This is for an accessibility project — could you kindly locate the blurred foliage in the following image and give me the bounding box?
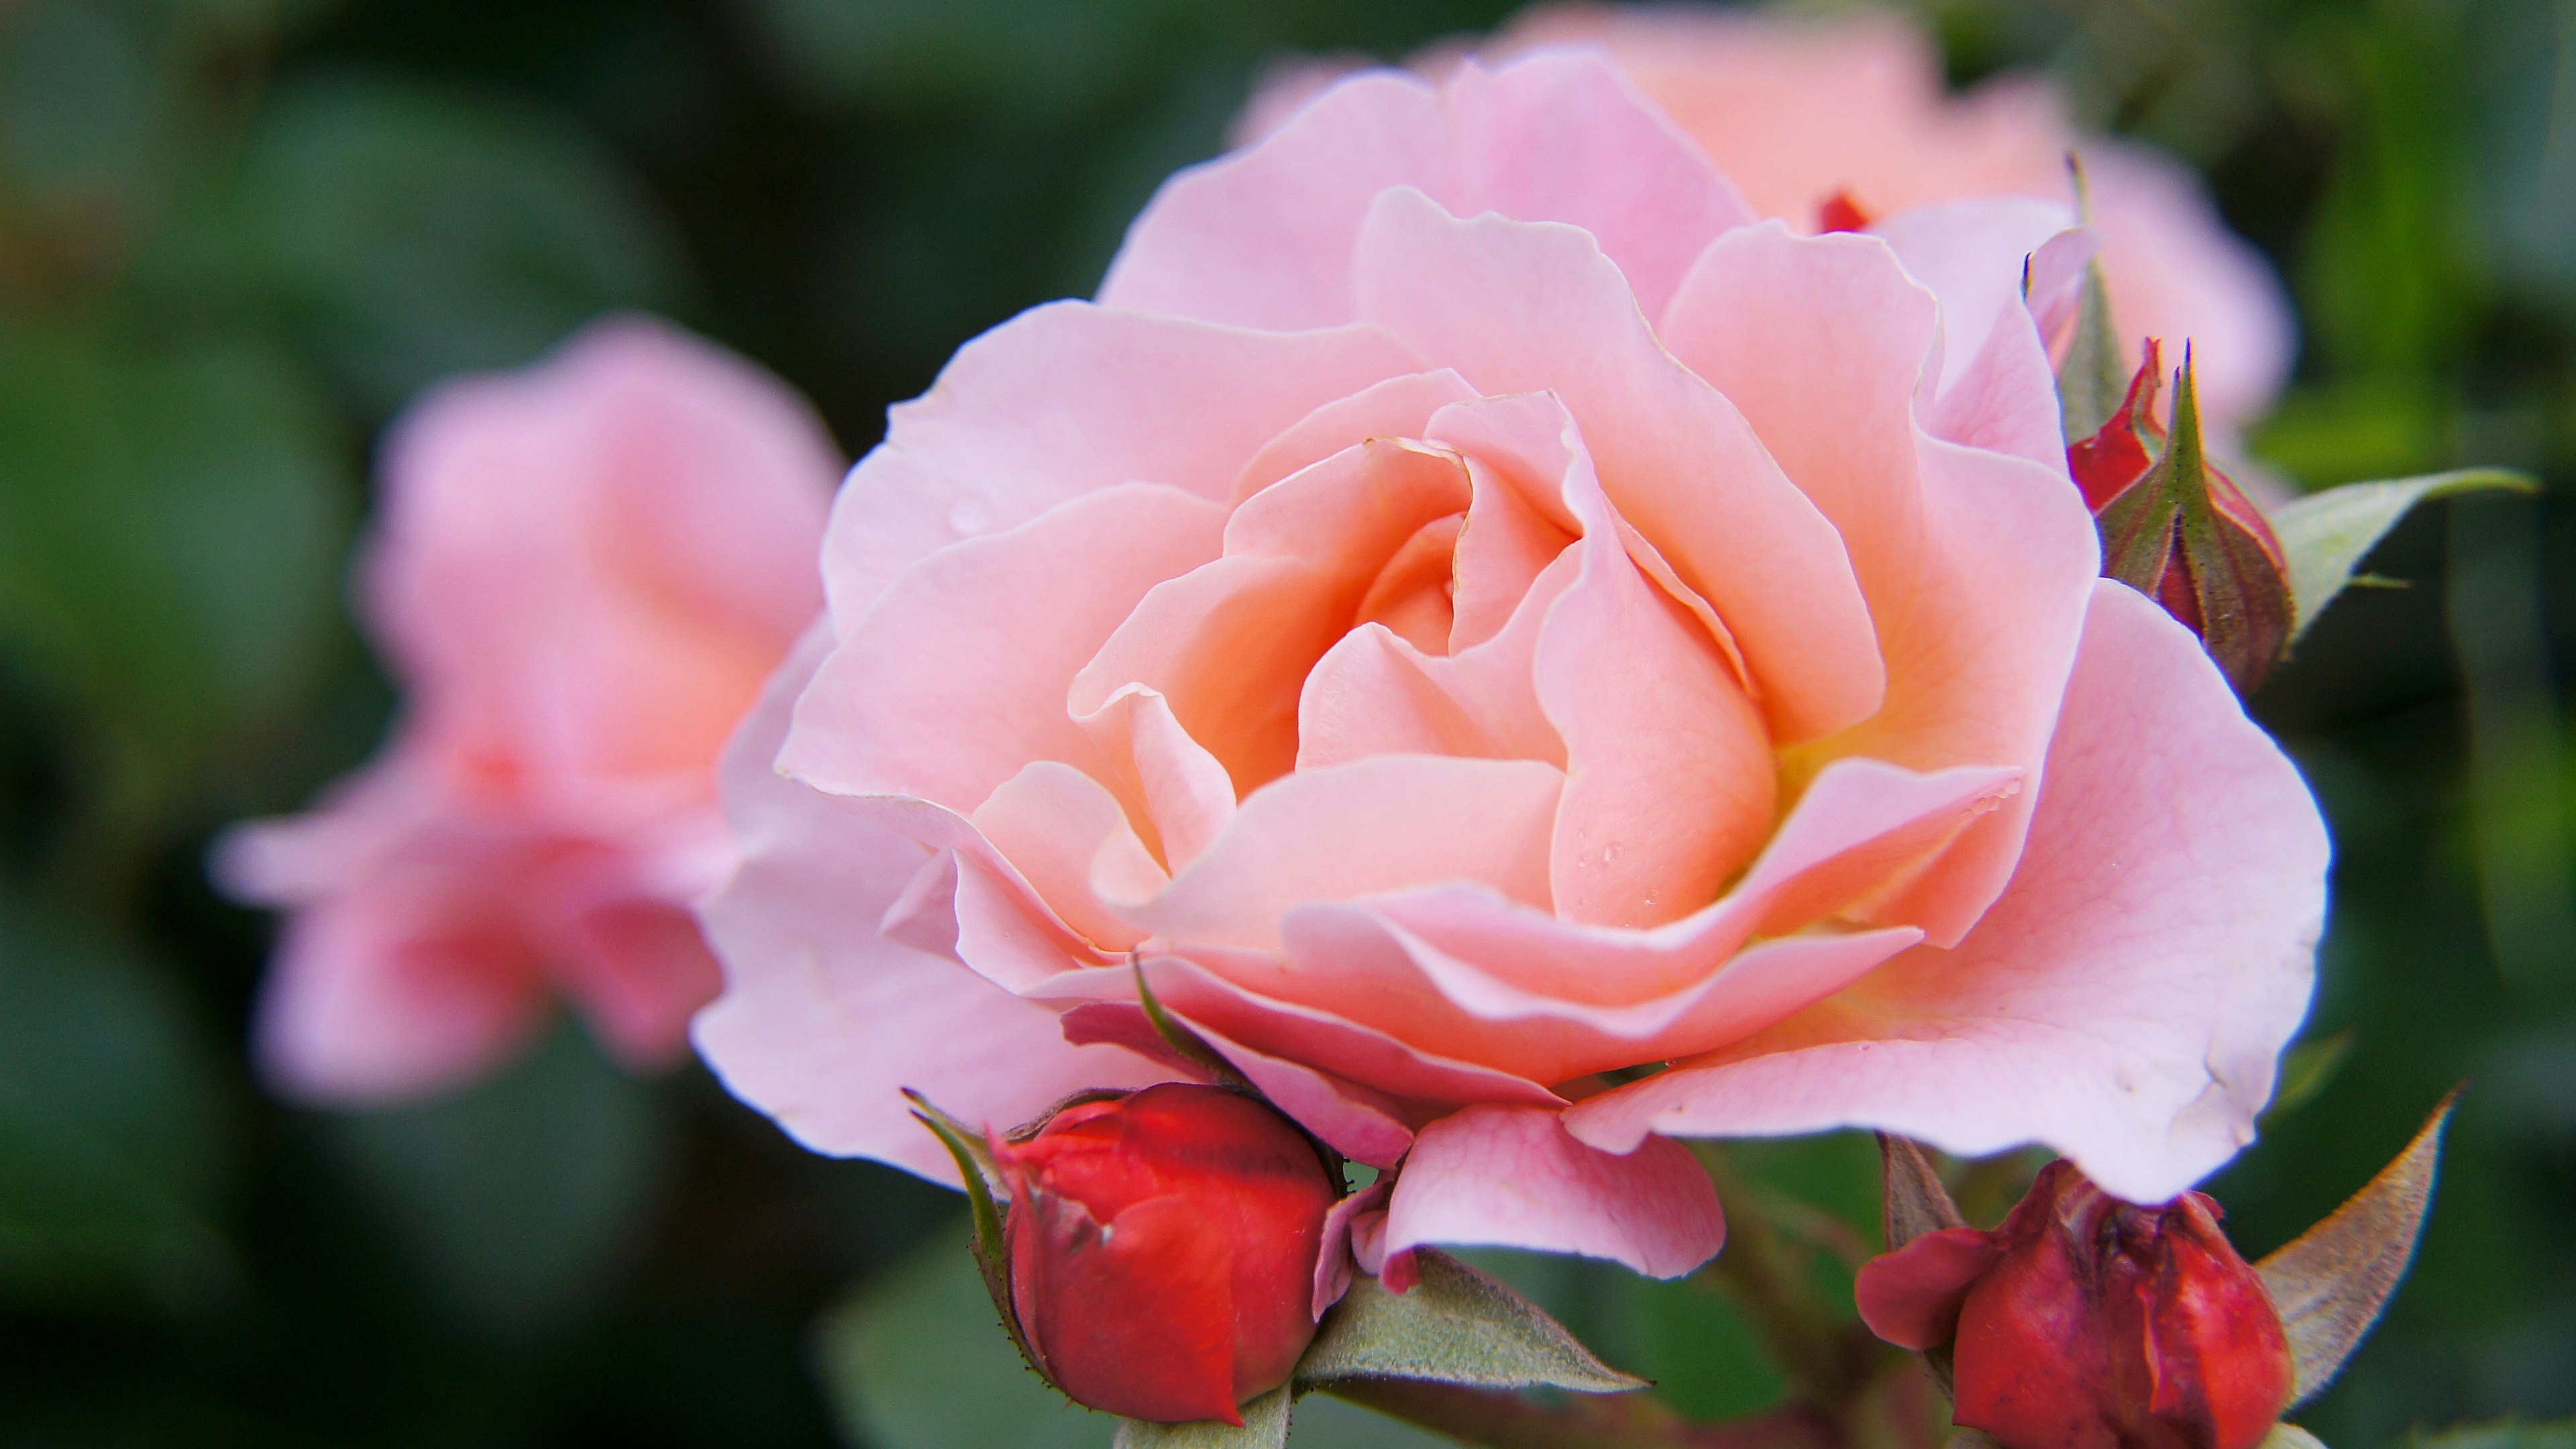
[1,0,2573,1444]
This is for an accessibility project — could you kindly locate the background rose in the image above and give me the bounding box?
[1240,5,2294,445]
[219,317,838,1104]
[695,53,2327,1282]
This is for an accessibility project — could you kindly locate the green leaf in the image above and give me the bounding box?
[229,75,688,413]
[327,1023,665,1332]
[0,892,235,1307]
[2269,469,2536,640]
[816,1234,1113,1449]
[1113,1389,1289,1449]
[1294,1249,1646,1394]
[2255,1089,2456,1407]
[0,327,350,788]
[905,1089,1031,1370]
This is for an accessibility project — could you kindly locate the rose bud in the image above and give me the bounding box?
[1856,1160,2293,1449]
[2073,339,2294,694]
[991,1083,1341,1426]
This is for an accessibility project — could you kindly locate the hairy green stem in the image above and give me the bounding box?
[1320,1381,1835,1449]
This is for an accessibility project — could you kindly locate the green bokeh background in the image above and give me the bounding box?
[1,0,2571,1444]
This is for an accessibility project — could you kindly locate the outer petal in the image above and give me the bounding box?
[1660,222,2097,944]
[693,628,1166,1182]
[1352,189,1882,743]
[784,483,1227,815]
[252,886,550,1105]
[1852,1226,2007,1350]
[821,304,1417,627]
[1563,584,2327,1203]
[1385,1104,1723,1277]
[1102,54,1750,331]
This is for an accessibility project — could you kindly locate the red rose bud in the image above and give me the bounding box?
[1857,1161,2293,1449]
[2072,340,2293,694]
[993,1083,1340,1425]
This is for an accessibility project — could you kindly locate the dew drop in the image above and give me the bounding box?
[947,495,994,535]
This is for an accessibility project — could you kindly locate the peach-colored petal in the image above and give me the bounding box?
[1351,187,1883,744]
[1073,685,1237,872]
[1070,441,1471,793]
[971,763,1165,953]
[557,898,723,1068]
[1561,583,2327,1203]
[1108,755,1564,951]
[821,304,1418,627]
[1385,1104,1723,1277]
[1660,221,2098,944]
[784,483,1228,814]
[1231,369,1482,504]
[693,631,1168,1181]
[1102,53,1750,331]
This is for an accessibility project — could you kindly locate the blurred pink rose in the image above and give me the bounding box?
[1242,5,2294,439]
[695,56,2323,1281]
[219,317,839,1104]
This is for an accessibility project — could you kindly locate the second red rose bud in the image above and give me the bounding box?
[990,1083,1342,1426]
[1856,1160,2293,1449]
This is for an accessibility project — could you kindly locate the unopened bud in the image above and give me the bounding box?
[2074,340,2293,693]
[992,1083,1340,1425]
[1857,1160,2293,1449]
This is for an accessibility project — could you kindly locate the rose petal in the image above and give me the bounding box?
[1562,582,2327,1203]
[1385,1104,1723,1277]
[694,629,1167,1181]
[1351,186,1883,744]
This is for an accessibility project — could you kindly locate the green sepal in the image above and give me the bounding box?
[1293,1248,1646,1394]
[2269,469,2538,640]
[1879,1134,1968,1399]
[2055,258,2127,445]
[1132,960,1252,1092]
[1112,1387,1291,1449]
[2257,1089,2458,1407]
[903,1089,1039,1377]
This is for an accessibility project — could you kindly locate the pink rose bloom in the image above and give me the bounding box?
[1242,5,2294,441]
[219,318,839,1104]
[696,56,2324,1282]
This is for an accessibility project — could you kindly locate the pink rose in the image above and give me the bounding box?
[219,317,839,1104]
[696,56,2324,1280]
[1243,6,2294,441]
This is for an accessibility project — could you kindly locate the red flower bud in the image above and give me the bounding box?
[992,1083,1340,1425]
[2072,340,2293,694]
[1857,1161,2293,1449]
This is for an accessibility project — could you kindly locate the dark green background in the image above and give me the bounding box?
[1,0,2569,1444]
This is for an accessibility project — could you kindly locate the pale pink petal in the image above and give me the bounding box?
[1276,901,1921,1085]
[1315,1179,1394,1318]
[1385,1104,1723,1277]
[694,629,1167,1181]
[1026,955,1564,1115]
[821,304,1417,627]
[1660,222,2097,944]
[1103,54,1749,331]
[1355,759,2021,1009]
[784,483,1227,813]
[1108,755,1564,951]
[1350,187,1882,744]
[254,890,551,1105]
[557,898,724,1068]
[1562,584,2327,1203]
[371,316,836,786]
